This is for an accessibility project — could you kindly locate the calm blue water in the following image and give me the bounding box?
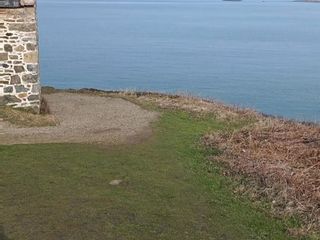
[38,0,320,122]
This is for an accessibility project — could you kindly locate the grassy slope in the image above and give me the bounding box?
[0,110,292,240]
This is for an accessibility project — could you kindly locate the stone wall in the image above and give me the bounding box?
[0,3,40,112]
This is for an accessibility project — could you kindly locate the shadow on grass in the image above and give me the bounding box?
[0,226,11,240]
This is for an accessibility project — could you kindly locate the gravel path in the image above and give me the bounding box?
[0,93,158,145]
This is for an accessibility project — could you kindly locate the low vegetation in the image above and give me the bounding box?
[113,90,319,237]
[124,91,319,237]
[0,97,57,127]
[1,88,319,239]
[202,118,320,237]
[2,104,294,239]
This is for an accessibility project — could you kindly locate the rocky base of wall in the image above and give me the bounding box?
[0,7,40,111]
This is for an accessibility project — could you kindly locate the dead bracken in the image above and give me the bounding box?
[202,118,320,235]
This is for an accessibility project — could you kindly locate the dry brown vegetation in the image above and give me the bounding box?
[135,93,258,121]
[0,97,57,127]
[202,118,320,235]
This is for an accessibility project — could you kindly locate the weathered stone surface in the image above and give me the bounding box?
[18,92,28,98]
[27,64,38,72]
[26,43,36,51]
[14,65,25,73]
[4,44,12,52]
[9,55,18,60]
[15,85,28,93]
[0,52,8,61]
[8,23,36,32]
[0,96,4,106]
[2,75,11,80]
[23,52,38,63]
[10,75,21,84]
[4,95,22,103]
[14,45,25,52]
[0,5,40,111]
[27,94,39,101]
[31,83,40,93]
[20,0,36,6]
[4,86,13,93]
[22,74,38,83]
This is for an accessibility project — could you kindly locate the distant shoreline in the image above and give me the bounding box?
[42,86,320,124]
[296,0,320,2]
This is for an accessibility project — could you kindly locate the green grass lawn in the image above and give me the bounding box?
[0,110,294,239]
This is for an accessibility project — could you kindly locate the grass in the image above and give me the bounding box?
[0,110,296,239]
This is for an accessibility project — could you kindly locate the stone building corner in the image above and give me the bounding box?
[0,0,40,112]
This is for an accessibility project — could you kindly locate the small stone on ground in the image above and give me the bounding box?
[109,180,123,186]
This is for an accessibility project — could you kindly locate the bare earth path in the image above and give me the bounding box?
[0,93,158,145]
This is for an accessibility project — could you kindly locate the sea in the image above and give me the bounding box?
[38,0,320,122]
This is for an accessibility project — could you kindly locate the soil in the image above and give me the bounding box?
[0,93,159,145]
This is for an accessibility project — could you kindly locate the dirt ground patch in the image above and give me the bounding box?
[0,93,158,145]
